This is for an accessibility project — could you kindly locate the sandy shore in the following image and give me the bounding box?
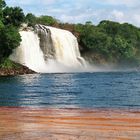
[0,107,140,140]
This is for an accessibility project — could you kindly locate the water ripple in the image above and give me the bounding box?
[0,72,140,108]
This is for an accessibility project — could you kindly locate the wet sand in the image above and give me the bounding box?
[0,107,140,140]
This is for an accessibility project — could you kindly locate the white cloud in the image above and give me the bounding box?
[6,0,58,6]
[5,0,140,27]
[99,0,140,7]
[110,10,124,22]
[60,11,96,23]
[6,0,34,5]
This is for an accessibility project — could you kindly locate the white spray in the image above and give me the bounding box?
[10,25,86,73]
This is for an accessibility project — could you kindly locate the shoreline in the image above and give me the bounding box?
[0,107,140,140]
[0,64,36,76]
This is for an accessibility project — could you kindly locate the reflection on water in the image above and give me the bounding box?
[20,74,41,84]
[0,73,81,108]
[49,74,79,108]
[20,74,79,108]
[0,72,140,108]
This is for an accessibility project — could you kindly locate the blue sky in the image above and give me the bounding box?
[5,0,140,27]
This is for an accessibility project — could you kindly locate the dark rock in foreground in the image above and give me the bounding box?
[0,63,36,76]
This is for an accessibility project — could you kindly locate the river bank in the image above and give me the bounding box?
[0,62,35,76]
[0,107,140,140]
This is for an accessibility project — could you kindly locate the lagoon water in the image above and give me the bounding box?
[1,72,140,140]
[0,72,140,109]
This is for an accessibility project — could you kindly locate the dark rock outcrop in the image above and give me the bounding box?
[0,64,36,76]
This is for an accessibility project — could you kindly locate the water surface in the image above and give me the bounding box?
[0,72,140,109]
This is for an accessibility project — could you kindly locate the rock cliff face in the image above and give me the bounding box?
[0,62,35,76]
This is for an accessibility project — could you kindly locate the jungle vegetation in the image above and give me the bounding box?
[1,0,140,68]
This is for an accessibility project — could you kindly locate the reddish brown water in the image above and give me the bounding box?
[0,107,140,140]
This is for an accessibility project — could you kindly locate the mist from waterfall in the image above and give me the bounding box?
[10,25,87,73]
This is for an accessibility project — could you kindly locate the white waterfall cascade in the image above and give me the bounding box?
[10,25,86,73]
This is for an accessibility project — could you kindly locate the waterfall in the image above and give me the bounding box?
[10,25,86,73]
[10,31,48,72]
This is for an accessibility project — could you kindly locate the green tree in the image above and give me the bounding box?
[80,24,111,55]
[0,19,4,29]
[0,25,21,63]
[74,23,84,33]
[37,15,57,26]
[3,6,25,27]
[0,0,6,20]
[98,20,120,36]
[111,36,134,60]
[0,0,22,66]
[85,21,93,25]
[25,13,37,27]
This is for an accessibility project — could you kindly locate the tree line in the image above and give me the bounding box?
[1,0,140,68]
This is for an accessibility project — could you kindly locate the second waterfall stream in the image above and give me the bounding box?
[10,25,86,73]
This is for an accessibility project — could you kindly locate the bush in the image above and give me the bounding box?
[0,25,21,63]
